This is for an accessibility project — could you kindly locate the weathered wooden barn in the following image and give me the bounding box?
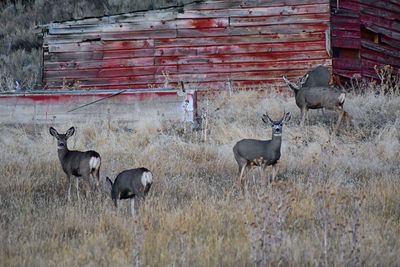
[40,0,400,90]
[41,0,331,90]
[331,0,400,80]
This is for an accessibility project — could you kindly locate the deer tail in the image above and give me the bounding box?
[338,93,345,104]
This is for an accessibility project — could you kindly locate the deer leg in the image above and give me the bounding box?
[114,194,119,208]
[130,198,136,217]
[84,178,90,198]
[94,167,100,189]
[75,178,80,202]
[344,111,352,128]
[258,165,264,186]
[237,165,245,185]
[260,164,269,187]
[334,109,345,134]
[65,174,72,202]
[300,108,307,127]
[89,173,98,193]
[271,164,278,184]
[237,164,247,194]
[305,108,310,125]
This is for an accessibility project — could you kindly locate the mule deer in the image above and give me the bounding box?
[106,168,153,216]
[300,65,331,88]
[282,67,347,133]
[233,112,291,192]
[49,126,101,201]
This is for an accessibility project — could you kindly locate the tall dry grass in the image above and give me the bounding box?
[0,88,399,266]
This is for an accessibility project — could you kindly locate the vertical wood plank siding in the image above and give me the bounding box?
[331,0,400,80]
[42,0,331,90]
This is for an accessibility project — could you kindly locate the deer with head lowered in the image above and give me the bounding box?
[233,111,291,192]
[49,126,101,201]
[106,168,153,216]
[282,66,348,134]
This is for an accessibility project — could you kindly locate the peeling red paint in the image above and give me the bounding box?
[190,18,218,28]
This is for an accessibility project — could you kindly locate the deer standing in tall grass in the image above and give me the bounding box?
[49,126,101,201]
[282,66,348,134]
[233,111,291,192]
[106,168,153,216]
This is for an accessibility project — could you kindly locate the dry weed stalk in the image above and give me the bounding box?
[374,65,400,96]
[349,64,399,96]
[245,182,293,266]
[348,74,374,95]
[162,70,171,88]
[201,98,209,142]
[315,189,363,266]
[132,220,148,267]
[200,88,215,142]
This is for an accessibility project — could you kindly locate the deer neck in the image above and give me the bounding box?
[270,133,282,150]
[291,87,300,97]
[287,83,300,94]
[57,146,69,162]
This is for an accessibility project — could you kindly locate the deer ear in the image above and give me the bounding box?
[282,76,290,85]
[66,127,75,137]
[262,117,268,124]
[49,127,58,137]
[106,177,113,187]
[283,112,291,123]
[263,113,274,125]
[300,74,309,86]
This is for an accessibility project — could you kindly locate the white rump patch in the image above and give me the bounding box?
[89,157,101,170]
[338,93,345,104]
[141,171,153,187]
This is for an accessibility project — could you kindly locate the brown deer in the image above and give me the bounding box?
[233,111,291,192]
[106,168,153,216]
[282,66,348,133]
[49,127,101,201]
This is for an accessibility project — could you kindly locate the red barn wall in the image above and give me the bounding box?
[42,0,332,90]
[331,0,400,80]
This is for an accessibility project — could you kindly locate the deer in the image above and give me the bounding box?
[106,168,153,216]
[233,111,291,193]
[49,126,101,201]
[300,65,331,88]
[282,66,348,134]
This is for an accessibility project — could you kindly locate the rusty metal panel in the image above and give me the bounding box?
[42,0,331,90]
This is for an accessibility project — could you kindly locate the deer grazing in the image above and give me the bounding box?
[49,126,101,201]
[299,65,331,88]
[233,111,291,192]
[106,168,153,216]
[282,66,348,133]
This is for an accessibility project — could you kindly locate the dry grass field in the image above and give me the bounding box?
[1,87,399,266]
